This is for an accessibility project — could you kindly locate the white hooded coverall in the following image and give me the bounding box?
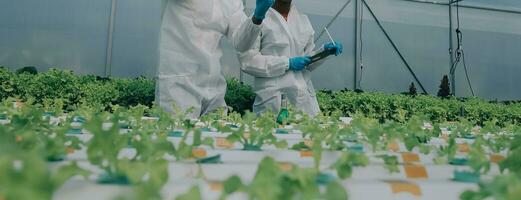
[239,6,324,116]
[157,0,261,118]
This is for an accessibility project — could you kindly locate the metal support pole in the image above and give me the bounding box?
[105,0,117,77]
[361,0,428,94]
[449,0,464,95]
[449,0,455,95]
[354,0,362,90]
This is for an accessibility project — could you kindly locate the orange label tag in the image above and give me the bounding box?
[458,143,470,153]
[66,147,75,154]
[278,162,294,172]
[216,137,234,149]
[387,180,422,197]
[404,164,429,179]
[192,148,207,158]
[490,154,506,163]
[15,135,23,142]
[208,182,223,192]
[388,140,400,152]
[401,152,420,163]
[300,151,313,158]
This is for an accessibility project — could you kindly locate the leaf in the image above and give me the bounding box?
[274,140,288,149]
[51,162,91,189]
[223,175,244,195]
[176,186,202,200]
[324,181,348,200]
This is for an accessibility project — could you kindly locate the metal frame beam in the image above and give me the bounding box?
[105,0,118,77]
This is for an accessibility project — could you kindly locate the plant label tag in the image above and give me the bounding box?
[66,147,75,154]
[458,143,470,153]
[401,152,420,163]
[278,162,294,172]
[404,164,429,179]
[216,137,234,149]
[208,182,223,191]
[388,140,400,152]
[490,154,505,163]
[300,151,313,158]
[386,180,423,197]
[192,148,207,158]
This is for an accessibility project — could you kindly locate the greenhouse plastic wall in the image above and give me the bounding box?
[0,0,113,75]
[1,0,520,100]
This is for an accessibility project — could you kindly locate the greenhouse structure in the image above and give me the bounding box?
[1,0,521,200]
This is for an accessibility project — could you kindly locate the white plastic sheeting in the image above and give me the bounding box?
[0,0,520,100]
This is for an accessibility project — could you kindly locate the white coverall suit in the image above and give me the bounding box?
[157,0,261,118]
[239,6,324,116]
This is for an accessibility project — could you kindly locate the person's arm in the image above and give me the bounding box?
[227,0,273,52]
[238,37,290,78]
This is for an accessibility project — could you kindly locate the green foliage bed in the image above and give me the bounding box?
[1,67,520,125]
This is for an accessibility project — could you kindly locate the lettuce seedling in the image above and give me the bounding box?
[218,157,348,200]
[0,153,90,200]
[331,152,369,179]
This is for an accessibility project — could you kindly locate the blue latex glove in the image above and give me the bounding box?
[254,0,275,21]
[324,42,344,56]
[289,56,311,71]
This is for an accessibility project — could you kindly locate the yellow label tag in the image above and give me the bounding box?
[388,140,400,152]
[404,164,429,179]
[300,151,313,158]
[387,180,422,197]
[208,182,223,192]
[401,152,420,163]
[490,154,506,163]
[192,148,207,158]
[278,162,294,172]
[216,137,234,149]
[458,143,470,153]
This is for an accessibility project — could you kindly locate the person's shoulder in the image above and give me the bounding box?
[293,7,310,20]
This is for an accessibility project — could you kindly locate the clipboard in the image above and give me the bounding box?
[307,49,335,71]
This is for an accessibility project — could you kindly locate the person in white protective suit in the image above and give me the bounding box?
[157,0,274,118]
[239,0,344,116]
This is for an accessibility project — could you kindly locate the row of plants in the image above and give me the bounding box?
[3,67,521,125]
[2,97,521,199]
[0,67,255,114]
[317,90,521,126]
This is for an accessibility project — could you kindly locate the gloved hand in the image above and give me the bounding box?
[253,0,275,21]
[324,42,344,56]
[289,56,311,71]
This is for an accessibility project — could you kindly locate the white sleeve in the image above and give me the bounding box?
[226,0,262,52]
[239,36,290,78]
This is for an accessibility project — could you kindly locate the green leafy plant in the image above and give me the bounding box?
[0,153,90,200]
[222,112,287,151]
[460,174,521,200]
[219,157,348,200]
[378,155,400,174]
[331,152,369,179]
